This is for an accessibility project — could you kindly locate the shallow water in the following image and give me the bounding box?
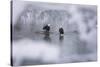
[12,31,97,66]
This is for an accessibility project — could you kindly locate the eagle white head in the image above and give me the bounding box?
[48,24,50,26]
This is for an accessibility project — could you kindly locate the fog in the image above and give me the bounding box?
[13,39,60,65]
[12,0,97,66]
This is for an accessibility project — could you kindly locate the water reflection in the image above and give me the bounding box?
[59,35,64,43]
[43,32,51,42]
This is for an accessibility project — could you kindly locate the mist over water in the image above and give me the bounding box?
[12,1,97,66]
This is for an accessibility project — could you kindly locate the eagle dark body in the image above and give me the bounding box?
[59,28,64,34]
[43,25,50,32]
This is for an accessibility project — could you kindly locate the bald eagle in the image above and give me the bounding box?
[59,27,64,36]
[43,24,50,32]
